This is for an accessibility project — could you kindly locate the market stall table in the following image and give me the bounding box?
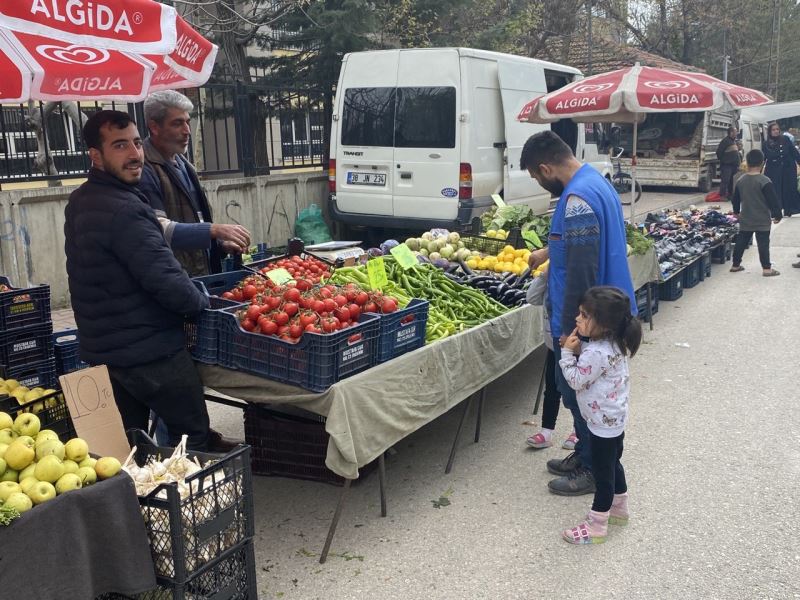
[199,304,542,562]
[0,473,156,599]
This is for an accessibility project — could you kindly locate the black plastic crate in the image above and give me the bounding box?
[127,430,255,584]
[216,308,380,392]
[0,276,51,330]
[699,252,712,280]
[0,388,76,442]
[244,405,376,486]
[185,281,246,364]
[0,322,54,368]
[711,241,732,264]
[100,540,258,600]
[1,357,58,389]
[658,272,684,301]
[375,299,429,363]
[53,329,90,375]
[681,259,702,289]
[634,286,659,323]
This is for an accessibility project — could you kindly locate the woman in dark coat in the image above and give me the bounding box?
[763,122,800,217]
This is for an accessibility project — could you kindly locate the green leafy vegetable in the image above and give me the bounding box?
[0,505,21,526]
[626,224,654,255]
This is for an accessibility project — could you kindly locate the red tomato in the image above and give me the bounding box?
[381,298,398,313]
[284,302,299,317]
[321,317,338,333]
[291,255,303,265]
[232,288,243,302]
[222,291,235,300]
[299,311,318,328]
[277,325,290,336]
[275,311,289,326]
[364,301,378,313]
[319,287,332,299]
[344,289,356,302]
[295,279,311,292]
[246,305,262,322]
[312,300,326,314]
[284,287,301,303]
[333,307,350,323]
[242,284,257,300]
[241,318,256,332]
[259,318,279,336]
[355,291,369,306]
[323,298,337,313]
[333,294,347,307]
[289,323,303,338]
[347,303,361,320]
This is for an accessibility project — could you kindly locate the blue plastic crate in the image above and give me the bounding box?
[374,299,429,363]
[1,357,58,389]
[681,259,702,289]
[658,272,684,301]
[1,322,54,368]
[0,276,51,330]
[634,286,659,322]
[53,329,89,375]
[216,307,380,392]
[699,252,711,280]
[186,280,246,364]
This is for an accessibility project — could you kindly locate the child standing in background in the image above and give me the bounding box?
[558,286,642,544]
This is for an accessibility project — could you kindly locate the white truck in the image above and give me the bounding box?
[326,47,590,234]
[606,110,738,192]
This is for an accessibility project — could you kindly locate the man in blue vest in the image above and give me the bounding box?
[521,130,636,496]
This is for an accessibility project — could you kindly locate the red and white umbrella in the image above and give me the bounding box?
[517,64,773,213]
[0,0,217,102]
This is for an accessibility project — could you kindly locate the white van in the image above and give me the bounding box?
[327,47,585,232]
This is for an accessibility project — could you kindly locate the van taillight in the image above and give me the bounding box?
[459,163,472,200]
[328,159,336,193]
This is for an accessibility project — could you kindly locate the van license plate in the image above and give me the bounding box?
[347,172,386,186]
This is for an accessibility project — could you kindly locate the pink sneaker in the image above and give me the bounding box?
[526,432,553,449]
[609,493,629,525]
[562,432,578,450]
[562,510,609,545]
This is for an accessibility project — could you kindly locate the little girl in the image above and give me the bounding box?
[558,286,642,545]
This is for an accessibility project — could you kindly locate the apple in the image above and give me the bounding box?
[35,430,60,445]
[23,389,43,404]
[94,456,122,480]
[19,476,38,495]
[4,491,32,513]
[13,413,40,437]
[79,457,97,469]
[64,438,89,462]
[1,469,18,482]
[62,459,79,475]
[34,455,65,484]
[0,457,5,477]
[0,442,8,459]
[55,472,82,494]
[0,412,12,430]
[11,387,29,404]
[18,463,36,482]
[0,480,22,501]
[26,481,56,505]
[77,466,97,486]
[0,429,18,445]
[4,438,35,470]
[3,379,20,392]
[35,439,65,461]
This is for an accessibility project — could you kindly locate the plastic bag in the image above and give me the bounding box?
[526,275,547,306]
[294,203,332,245]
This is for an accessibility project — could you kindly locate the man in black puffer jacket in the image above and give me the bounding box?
[65,110,211,451]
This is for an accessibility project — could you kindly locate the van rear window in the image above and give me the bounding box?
[341,86,456,148]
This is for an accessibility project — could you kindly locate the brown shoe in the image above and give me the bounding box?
[762,268,780,277]
[207,429,242,453]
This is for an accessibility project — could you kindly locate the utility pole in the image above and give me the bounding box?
[722,29,730,82]
[587,0,593,76]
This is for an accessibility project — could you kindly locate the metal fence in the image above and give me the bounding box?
[0,81,328,186]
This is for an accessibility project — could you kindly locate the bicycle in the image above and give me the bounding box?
[609,147,642,205]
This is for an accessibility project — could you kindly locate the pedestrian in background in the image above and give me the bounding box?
[763,122,800,217]
[716,126,741,200]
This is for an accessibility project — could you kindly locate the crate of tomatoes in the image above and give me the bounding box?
[214,280,407,391]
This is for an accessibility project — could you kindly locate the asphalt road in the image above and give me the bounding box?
[206,188,799,600]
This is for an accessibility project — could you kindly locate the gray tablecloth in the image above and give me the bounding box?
[199,305,542,479]
[0,473,156,599]
[629,246,661,288]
